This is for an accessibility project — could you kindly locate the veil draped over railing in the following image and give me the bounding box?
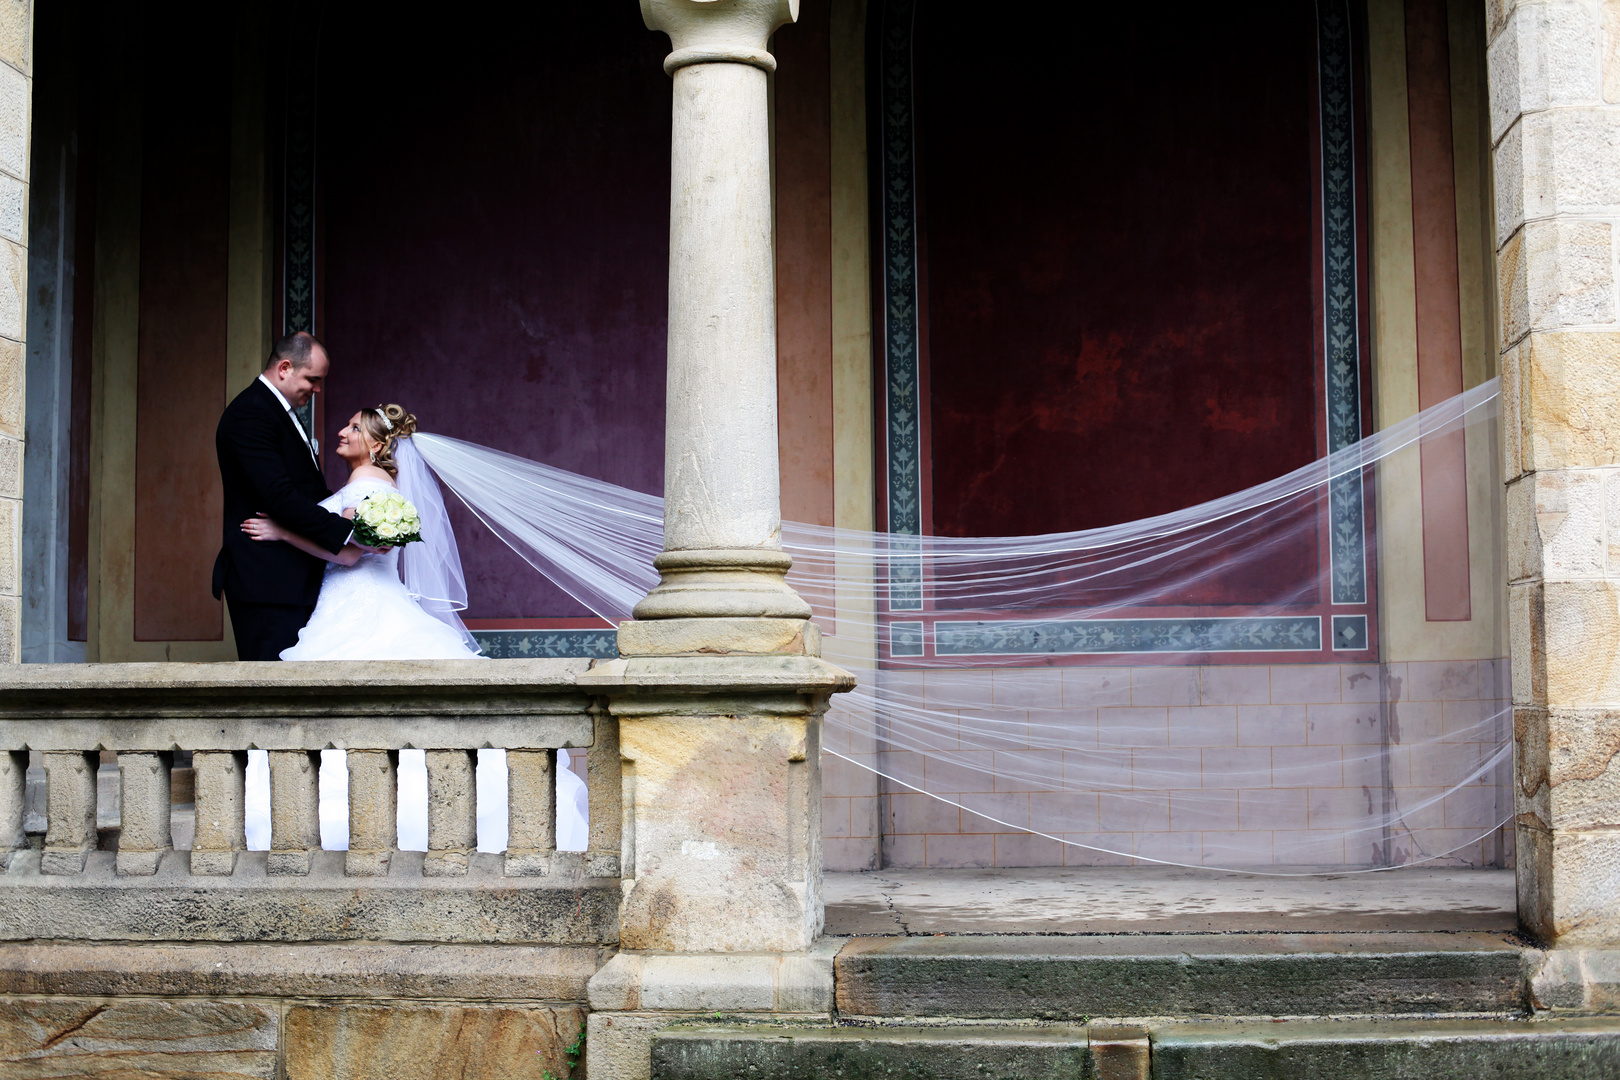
[410,379,1515,875]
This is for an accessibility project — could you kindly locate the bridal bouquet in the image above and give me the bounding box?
[352,491,423,547]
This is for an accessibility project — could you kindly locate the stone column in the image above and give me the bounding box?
[1491,0,1620,946]
[585,6,853,1077]
[622,0,816,658]
[0,2,31,664]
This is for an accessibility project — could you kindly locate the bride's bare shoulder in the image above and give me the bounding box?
[350,464,396,486]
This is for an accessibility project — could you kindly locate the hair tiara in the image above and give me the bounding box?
[373,407,393,432]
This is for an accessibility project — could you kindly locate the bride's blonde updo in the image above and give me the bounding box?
[358,403,418,478]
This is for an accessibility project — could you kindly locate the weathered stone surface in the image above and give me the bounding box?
[1489,0,1603,142]
[284,1003,585,1080]
[0,941,609,1000]
[589,1011,675,1080]
[618,617,820,657]
[616,709,823,953]
[1541,582,1620,705]
[588,940,840,1014]
[0,337,17,442]
[1525,945,1620,1012]
[586,712,623,872]
[267,750,319,876]
[115,751,171,876]
[191,750,245,877]
[39,750,95,875]
[651,1025,1091,1080]
[1151,1017,1620,1080]
[0,0,29,78]
[0,660,596,750]
[1518,826,1620,945]
[1500,222,1615,343]
[1521,334,1620,472]
[346,749,394,877]
[425,749,475,877]
[1089,1026,1149,1080]
[834,933,1525,1019]
[0,849,619,944]
[0,998,277,1077]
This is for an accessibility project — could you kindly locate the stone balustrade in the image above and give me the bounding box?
[0,660,624,945]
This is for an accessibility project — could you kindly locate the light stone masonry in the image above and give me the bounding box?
[1491,0,1620,945]
[0,0,26,663]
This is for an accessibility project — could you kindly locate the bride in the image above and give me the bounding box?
[238,403,587,852]
[242,404,482,660]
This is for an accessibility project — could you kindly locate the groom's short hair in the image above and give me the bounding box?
[265,331,323,371]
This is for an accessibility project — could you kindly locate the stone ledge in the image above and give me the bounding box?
[651,1023,1092,1080]
[0,941,612,1000]
[1525,947,1620,1011]
[1151,1017,1620,1079]
[588,940,843,1013]
[0,658,595,720]
[579,655,856,704]
[834,933,1527,1019]
[0,849,620,944]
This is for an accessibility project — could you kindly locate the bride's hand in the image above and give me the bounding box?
[241,514,287,542]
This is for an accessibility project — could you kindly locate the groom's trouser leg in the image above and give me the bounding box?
[226,599,315,661]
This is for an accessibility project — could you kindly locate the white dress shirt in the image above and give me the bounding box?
[258,373,319,462]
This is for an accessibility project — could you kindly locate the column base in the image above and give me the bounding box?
[618,616,820,657]
[585,943,840,1080]
[632,549,813,621]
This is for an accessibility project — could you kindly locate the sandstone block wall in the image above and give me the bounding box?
[0,943,596,1079]
[0,0,27,664]
[1490,0,1620,944]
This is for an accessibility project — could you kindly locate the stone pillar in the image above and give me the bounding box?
[623,0,815,656]
[1491,0,1620,945]
[191,750,246,876]
[584,8,854,1077]
[0,2,31,664]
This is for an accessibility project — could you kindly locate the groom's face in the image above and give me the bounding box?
[272,345,330,408]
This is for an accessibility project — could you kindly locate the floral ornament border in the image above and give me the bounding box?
[877,0,923,610]
[284,25,318,440]
[472,629,618,660]
[934,617,1323,656]
[1318,0,1368,605]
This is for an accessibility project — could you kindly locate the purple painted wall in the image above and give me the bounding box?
[317,7,671,619]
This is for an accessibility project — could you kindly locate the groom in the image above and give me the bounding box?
[212,331,354,660]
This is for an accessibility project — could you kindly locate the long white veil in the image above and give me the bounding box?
[393,437,481,655]
[411,379,1514,874]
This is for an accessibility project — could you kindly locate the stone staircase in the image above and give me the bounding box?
[649,933,1620,1079]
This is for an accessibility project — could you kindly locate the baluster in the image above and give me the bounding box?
[346,749,396,877]
[40,751,98,874]
[425,749,475,876]
[585,714,623,877]
[191,750,247,876]
[115,752,172,876]
[504,749,555,876]
[268,750,321,875]
[0,751,26,870]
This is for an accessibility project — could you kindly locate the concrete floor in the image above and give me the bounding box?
[823,866,1518,935]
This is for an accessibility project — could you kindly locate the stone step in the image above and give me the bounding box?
[652,1023,1091,1080]
[835,933,1526,1019]
[1152,1016,1620,1079]
[652,1018,1620,1080]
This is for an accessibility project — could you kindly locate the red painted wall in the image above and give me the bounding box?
[317,7,673,620]
[916,3,1321,561]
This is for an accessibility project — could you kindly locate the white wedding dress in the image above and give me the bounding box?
[281,478,481,661]
[244,474,589,855]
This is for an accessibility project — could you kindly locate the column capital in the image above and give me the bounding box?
[641,0,799,75]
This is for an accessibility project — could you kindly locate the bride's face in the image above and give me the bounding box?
[335,412,380,465]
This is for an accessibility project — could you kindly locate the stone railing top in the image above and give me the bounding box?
[0,659,594,720]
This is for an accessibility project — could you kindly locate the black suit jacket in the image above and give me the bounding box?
[212,380,353,606]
